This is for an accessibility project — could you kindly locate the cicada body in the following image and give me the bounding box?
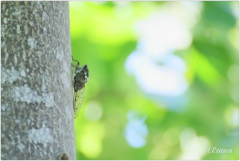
[72,58,89,119]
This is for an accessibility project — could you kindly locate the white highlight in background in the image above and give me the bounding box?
[179,128,210,159]
[124,110,148,148]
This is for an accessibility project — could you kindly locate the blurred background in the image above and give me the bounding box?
[69,1,239,160]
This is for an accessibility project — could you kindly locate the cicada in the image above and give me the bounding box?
[72,58,89,119]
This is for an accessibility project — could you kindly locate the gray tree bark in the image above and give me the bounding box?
[1,1,76,160]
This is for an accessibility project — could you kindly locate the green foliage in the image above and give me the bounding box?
[70,1,238,160]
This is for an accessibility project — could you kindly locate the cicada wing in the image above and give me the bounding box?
[73,87,85,119]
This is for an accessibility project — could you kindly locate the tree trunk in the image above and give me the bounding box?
[1,1,75,159]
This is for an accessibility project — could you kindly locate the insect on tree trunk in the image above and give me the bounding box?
[1,1,75,159]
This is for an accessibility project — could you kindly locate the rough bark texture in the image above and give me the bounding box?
[1,1,75,159]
